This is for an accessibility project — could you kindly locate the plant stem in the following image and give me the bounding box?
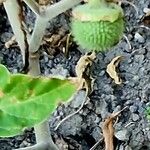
[23,0,40,16]
[27,0,82,53]
[3,0,28,65]
[28,47,59,150]
[14,46,59,150]
[28,52,40,76]
[3,0,83,149]
[44,0,82,20]
[14,143,50,150]
[28,16,47,53]
[34,120,59,150]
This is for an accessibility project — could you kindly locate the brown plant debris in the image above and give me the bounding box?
[102,107,127,150]
[54,52,96,131]
[0,0,5,4]
[106,56,123,85]
[141,8,150,27]
[38,0,50,5]
[43,28,72,56]
[55,136,68,150]
[75,52,96,95]
[17,0,29,72]
[68,77,82,90]
[5,35,16,48]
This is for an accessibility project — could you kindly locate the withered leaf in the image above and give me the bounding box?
[75,52,96,95]
[102,116,114,150]
[106,56,123,84]
[102,107,127,150]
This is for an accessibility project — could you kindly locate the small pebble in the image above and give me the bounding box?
[132,113,140,121]
[115,129,129,141]
[134,33,145,43]
[129,106,138,113]
[143,8,150,13]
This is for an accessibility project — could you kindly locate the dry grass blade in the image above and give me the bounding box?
[90,138,103,150]
[106,56,123,84]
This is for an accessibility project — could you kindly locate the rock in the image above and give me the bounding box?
[70,90,86,108]
[0,55,3,63]
[143,8,150,13]
[60,115,82,136]
[91,126,102,141]
[0,0,150,149]
[132,113,140,121]
[20,141,31,148]
[129,106,138,113]
[134,33,145,43]
[115,129,129,141]
[95,98,108,118]
[134,55,144,65]
[125,145,132,150]
[0,32,13,43]
[50,64,69,77]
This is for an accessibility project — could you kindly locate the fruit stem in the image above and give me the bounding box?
[88,0,107,8]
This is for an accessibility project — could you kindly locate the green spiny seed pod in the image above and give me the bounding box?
[71,0,124,51]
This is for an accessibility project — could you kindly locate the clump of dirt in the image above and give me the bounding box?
[0,0,150,150]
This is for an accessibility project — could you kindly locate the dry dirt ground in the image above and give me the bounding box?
[0,0,150,149]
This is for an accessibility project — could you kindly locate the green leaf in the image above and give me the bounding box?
[0,64,10,89]
[0,65,78,137]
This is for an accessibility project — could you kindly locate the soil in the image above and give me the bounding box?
[0,0,150,150]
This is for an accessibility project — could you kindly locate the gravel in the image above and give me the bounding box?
[0,0,150,149]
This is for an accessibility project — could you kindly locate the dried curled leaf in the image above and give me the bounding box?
[75,52,96,94]
[102,116,114,150]
[102,107,127,150]
[106,56,123,84]
[0,65,79,137]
